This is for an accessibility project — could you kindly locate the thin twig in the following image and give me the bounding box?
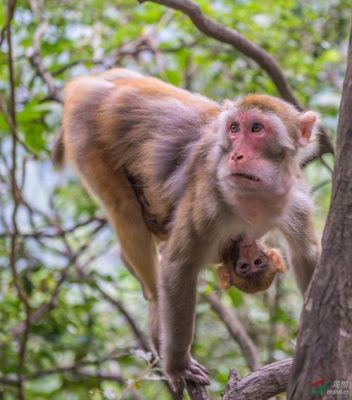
[11,217,106,337]
[266,276,282,363]
[204,292,261,371]
[0,377,19,386]
[0,93,36,156]
[11,259,72,337]
[28,0,63,103]
[84,276,179,399]
[312,179,331,193]
[0,0,16,48]
[6,1,31,398]
[319,155,333,174]
[0,217,106,239]
[91,280,150,352]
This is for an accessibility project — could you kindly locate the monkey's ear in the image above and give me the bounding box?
[298,111,320,147]
[266,248,286,273]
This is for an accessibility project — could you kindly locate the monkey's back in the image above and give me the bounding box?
[62,69,220,234]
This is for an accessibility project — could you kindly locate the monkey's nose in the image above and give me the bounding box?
[231,153,244,161]
[237,262,251,276]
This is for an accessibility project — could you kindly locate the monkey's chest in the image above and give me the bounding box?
[234,197,285,237]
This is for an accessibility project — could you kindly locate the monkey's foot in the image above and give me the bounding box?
[166,357,210,390]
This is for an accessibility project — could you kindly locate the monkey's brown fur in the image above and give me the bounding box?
[218,239,286,293]
[54,68,320,388]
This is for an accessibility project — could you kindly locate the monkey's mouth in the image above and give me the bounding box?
[231,173,260,182]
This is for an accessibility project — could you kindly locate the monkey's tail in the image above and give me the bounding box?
[51,128,65,168]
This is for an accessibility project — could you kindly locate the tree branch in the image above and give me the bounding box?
[204,292,261,371]
[140,0,297,103]
[138,0,334,161]
[185,380,209,400]
[91,281,150,352]
[287,22,352,400]
[0,0,15,48]
[223,358,292,400]
[28,0,63,103]
[5,1,31,398]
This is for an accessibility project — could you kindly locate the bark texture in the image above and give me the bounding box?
[287,23,352,400]
[222,358,292,400]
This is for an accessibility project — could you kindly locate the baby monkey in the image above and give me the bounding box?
[218,237,286,293]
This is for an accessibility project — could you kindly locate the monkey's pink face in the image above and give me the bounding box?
[221,110,292,194]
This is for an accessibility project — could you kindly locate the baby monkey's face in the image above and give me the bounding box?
[218,238,286,293]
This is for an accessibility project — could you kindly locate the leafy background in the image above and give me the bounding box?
[0,0,350,399]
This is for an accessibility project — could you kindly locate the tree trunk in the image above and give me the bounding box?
[287,23,352,400]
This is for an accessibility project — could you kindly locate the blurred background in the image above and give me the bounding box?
[0,0,350,399]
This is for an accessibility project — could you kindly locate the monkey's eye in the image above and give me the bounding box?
[251,122,264,134]
[230,122,240,134]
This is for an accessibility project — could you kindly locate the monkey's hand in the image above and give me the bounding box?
[163,353,210,390]
[218,264,235,290]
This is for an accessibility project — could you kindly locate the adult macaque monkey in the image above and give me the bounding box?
[53,68,321,388]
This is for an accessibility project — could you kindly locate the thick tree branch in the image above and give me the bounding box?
[138,0,334,161]
[223,358,292,400]
[287,22,352,400]
[140,0,297,103]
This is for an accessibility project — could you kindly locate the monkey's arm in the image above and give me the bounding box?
[159,199,212,388]
[280,206,320,294]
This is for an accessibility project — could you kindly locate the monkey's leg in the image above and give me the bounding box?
[94,171,161,351]
[120,251,161,353]
[85,170,159,299]
[62,75,161,351]
[92,170,160,350]
[65,145,160,349]
[95,172,160,353]
[62,76,159,301]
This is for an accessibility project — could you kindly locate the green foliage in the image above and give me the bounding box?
[0,0,349,398]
